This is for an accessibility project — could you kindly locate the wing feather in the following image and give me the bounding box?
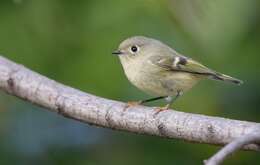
[149,54,215,75]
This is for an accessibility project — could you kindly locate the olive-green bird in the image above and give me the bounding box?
[113,36,243,111]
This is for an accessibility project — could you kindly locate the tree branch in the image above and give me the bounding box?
[205,127,260,165]
[0,55,259,155]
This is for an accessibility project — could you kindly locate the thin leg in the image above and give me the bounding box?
[140,96,167,104]
[124,96,166,111]
[167,90,182,107]
[154,91,183,114]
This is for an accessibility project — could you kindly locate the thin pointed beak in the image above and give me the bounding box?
[112,50,123,55]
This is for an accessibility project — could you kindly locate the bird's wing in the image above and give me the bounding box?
[149,54,215,75]
[148,54,243,85]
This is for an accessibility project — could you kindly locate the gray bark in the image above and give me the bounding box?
[0,56,259,151]
[205,127,260,165]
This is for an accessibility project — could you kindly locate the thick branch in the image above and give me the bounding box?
[0,56,259,151]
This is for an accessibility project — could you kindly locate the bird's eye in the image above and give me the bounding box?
[130,45,138,53]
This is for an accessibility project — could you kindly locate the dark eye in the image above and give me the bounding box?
[131,45,138,53]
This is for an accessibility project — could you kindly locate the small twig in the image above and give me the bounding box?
[205,127,260,165]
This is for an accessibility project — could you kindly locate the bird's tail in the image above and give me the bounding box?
[209,72,243,85]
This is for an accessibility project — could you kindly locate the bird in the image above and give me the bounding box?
[112,36,243,112]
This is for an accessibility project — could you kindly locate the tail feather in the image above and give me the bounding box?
[210,72,243,85]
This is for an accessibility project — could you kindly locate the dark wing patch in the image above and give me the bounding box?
[149,55,216,75]
[178,57,187,65]
[149,54,243,85]
[173,56,188,69]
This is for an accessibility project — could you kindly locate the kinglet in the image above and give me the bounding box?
[113,36,243,111]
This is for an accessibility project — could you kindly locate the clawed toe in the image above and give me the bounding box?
[127,101,142,107]
[154,104,170,115]
[123,101,142,111]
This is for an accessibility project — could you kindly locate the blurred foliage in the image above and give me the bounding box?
[0,0,259,164]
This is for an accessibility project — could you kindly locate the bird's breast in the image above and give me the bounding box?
[121,59,200,96]
[122,60,167,96]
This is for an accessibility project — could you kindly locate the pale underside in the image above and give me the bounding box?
[120,55,203,97]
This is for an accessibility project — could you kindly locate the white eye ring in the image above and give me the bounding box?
[130,45,138,53]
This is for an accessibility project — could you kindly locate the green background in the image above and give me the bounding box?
[0,0,259,164]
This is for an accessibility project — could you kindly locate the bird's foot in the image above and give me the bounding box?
[154,104,170,115]
[127,101,142,107]
[123,101,142,111]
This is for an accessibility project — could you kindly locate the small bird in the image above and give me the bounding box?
[113,36,243,112]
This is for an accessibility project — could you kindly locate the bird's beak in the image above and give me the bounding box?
[112,50,123,55]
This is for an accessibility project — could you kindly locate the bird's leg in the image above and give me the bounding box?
[125,96,166,109]
[140,96,167,104]
[154,91,183,114]
[169,90,183,106]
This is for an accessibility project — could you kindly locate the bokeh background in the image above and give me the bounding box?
[0,0,259,164]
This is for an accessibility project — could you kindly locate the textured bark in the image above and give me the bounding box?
[205,128,260,165]
[0,56,259,151]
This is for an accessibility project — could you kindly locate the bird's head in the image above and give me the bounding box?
[113,36,165,63]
